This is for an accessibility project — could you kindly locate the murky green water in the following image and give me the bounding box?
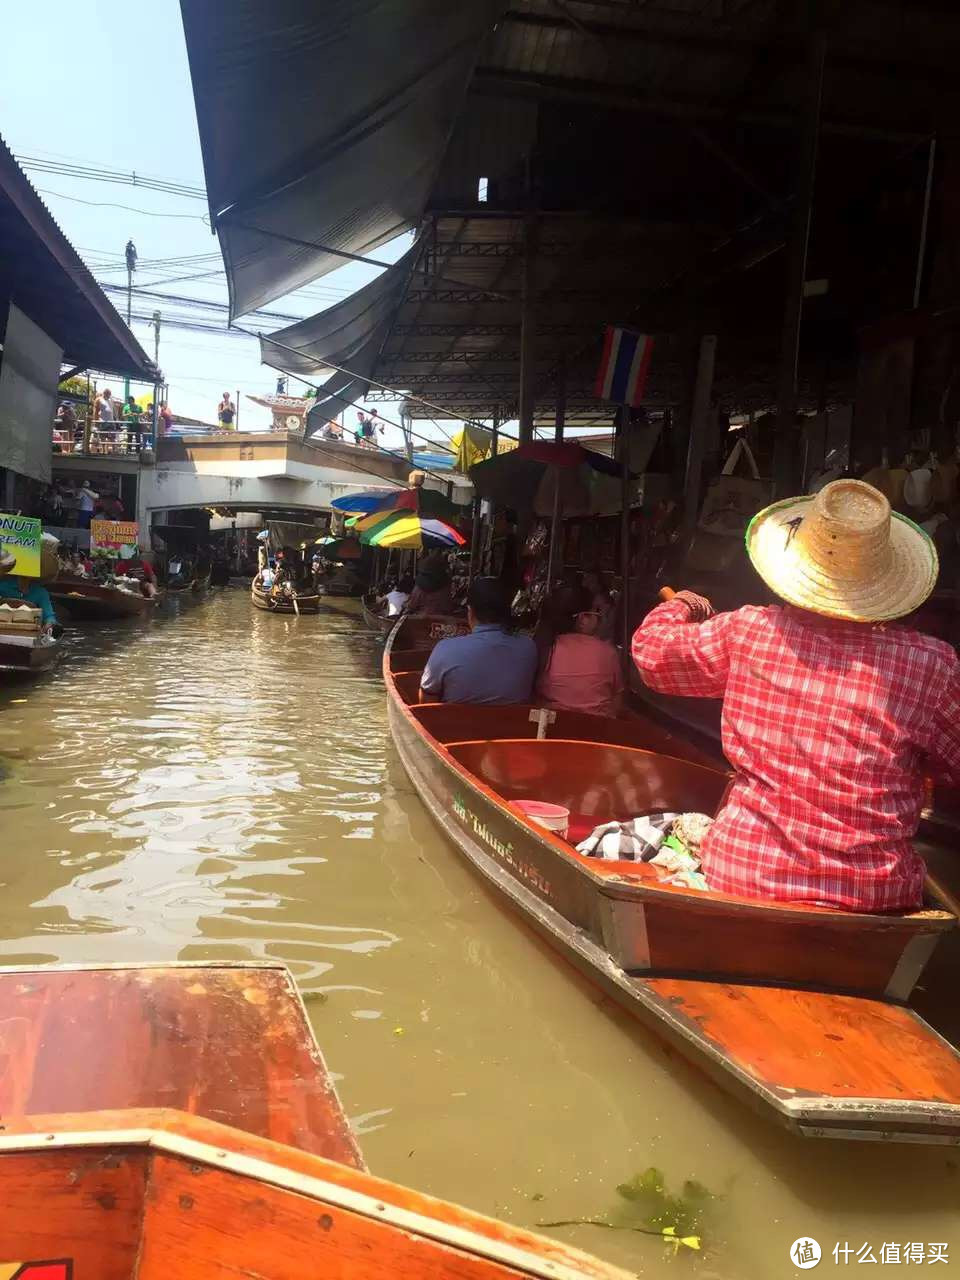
[1,590,958,1276]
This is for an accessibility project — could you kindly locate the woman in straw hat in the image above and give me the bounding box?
[632,479,960,913]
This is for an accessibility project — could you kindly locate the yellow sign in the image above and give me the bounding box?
[0,513,41,577]
[90,520,139,555]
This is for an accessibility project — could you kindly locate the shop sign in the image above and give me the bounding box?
[90,520,139,557]
[0,513,41,577]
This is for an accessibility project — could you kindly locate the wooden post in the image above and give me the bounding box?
[491,405,500,457]
[680,335,718,542]
[518,217,539,445]
[544,364,567,587]
[554,362,566,444]
[913,136,937,310]
[616,406,632,670]
[773,33,826,497]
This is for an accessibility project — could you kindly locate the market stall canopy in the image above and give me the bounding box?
[0,137,156,380]
[341,485,464,521]
[353,510,466,550]
[179,0,504,319]
[469,442,623,516]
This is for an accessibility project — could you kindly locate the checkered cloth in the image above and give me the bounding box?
[632,599,960,912]
[577,812,679,861]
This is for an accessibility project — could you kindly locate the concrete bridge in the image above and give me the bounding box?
[51,432,470,529]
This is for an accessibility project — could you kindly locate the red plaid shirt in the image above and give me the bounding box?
[632,600,960,911]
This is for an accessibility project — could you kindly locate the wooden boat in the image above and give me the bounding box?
[50,574,153,620]
[0,634,61,676]
[0,603,62,676]
[386,614,960,1143]
[0,962,627,1280]
[360,590,397,635]
[251,575,322,614]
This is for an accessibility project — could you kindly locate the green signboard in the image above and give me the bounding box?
[0,513,42,577]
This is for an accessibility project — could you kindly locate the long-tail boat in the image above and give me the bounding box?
[49,574,153,620]
[386,614,960,1143]
[251,575,322,614]
[0,961,627,1280]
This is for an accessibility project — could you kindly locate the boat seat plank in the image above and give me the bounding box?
[647,976,960,1110]
[0,963,362,1168]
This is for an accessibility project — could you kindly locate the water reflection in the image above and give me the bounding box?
[0,590,956,1278]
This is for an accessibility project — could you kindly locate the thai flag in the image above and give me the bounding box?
[594,328,654,407]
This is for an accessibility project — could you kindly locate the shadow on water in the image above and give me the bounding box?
[0,587,957,1279]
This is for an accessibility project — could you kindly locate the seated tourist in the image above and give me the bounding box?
[0,552,58,634]
[406,554,454,615]
[420,577,537,705]
[632,479,960,913]
[536,586,622,717]
[380,573,414,617]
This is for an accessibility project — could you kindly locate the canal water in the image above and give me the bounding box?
[1,589,957,1277]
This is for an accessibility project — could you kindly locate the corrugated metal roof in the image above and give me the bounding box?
[0,135,156,380]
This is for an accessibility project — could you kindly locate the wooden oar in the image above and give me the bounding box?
[658,587,959,918]
[292,593,300,617]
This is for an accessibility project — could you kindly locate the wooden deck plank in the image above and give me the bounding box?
[648,977,960,1105]
[0,963,363,1168]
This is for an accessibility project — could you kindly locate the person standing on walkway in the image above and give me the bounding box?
[218,393,236,430]
[632,479,960,913]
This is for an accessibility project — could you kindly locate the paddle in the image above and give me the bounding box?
[659,588,958,917]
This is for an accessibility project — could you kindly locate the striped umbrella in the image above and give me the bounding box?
[353,508,466,550]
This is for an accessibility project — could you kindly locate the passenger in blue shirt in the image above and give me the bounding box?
[0,572,58,631]
[420,577,537,705]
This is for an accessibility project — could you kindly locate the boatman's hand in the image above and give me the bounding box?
[673,590,715,623]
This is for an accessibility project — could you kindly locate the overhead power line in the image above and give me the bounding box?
[15,153,206,200]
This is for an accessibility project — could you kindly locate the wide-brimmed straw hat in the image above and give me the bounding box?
[746,478,938,622]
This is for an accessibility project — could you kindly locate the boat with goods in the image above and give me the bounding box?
[50,574,153,619]
[0,961,628,1280]
[385,613,960,1143]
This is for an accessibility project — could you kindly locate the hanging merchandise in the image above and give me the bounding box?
[686,439,771,573]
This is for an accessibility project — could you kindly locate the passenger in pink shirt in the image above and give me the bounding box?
[536,586,623,717]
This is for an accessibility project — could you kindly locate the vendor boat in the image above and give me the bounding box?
[360,590,397,635]
[251,574,322,614]
[386,614,960,1144]
[0,961,626,1280]
[49,574,153,620]
[0,600,62,676]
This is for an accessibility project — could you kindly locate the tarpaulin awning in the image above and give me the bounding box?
[260,235,423,381]
[179,0,504,319]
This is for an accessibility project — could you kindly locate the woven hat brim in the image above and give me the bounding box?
[746,497,939,622]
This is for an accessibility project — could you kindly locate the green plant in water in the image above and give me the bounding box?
[538,1167,710,1256]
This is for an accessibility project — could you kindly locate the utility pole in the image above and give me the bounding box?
[124,239,137,400]
[151,311,161,444]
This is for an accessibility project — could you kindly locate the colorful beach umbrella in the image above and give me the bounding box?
[354,508,466,550]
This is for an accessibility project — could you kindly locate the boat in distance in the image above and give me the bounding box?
[385,613,960,1144]
[251,575,322,614]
